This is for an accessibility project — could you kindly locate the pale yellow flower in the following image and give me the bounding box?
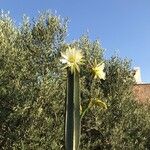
[92,59,106,80]
[60,47,83,73]
[89,99,107,110]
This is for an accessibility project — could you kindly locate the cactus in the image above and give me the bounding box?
[65,68,81,150]
[61,46,106,150]
[60,47,83,150]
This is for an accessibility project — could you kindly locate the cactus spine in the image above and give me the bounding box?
[65,68,81,150]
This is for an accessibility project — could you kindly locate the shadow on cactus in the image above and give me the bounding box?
[60,46,107,150]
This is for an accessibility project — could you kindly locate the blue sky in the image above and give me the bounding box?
[1,0,150,82]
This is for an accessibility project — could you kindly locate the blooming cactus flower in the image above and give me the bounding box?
[60,47,83,73]
[92,59,106,80]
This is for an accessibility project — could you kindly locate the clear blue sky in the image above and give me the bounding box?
[1,0,150,83]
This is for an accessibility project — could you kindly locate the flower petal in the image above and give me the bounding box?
[91,99,107,109]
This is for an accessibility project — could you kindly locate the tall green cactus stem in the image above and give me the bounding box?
[65,68,81,150]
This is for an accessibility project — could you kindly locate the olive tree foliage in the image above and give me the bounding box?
[80,56,150,150]
[102,57,150,150]
[79,56,134,149]
[0,11,67,149]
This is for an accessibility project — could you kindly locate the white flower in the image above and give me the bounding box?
[60,47,83,73]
